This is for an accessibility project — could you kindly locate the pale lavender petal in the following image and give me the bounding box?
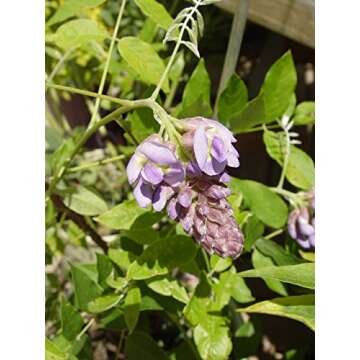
[308,234,315,247]
[227,149,240,168]
[207,119,236,142]
[141,163,163,185]
[152,185,174,212]
[167,198,179,220]
[139,141,177,166]
[164,164,185,186]
[298,218,315,236]
[133,178,153,208]
[178,187,193,208]
[126,153,144,185]
[193,126,209,171]
[211,136,227,163]
[219,172,230,183]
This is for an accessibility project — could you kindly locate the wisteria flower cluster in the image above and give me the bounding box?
[287,189,315,249]
[127,116,243,258]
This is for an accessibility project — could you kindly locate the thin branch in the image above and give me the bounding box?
[50,193,108,253]
[89,0,127,127]
[68,154,126,173]
[46,83,133,107]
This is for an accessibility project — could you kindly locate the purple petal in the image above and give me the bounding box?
[167,198,179,220]
[139,140,177,166]
[227,148,240,168]
[164,163,185,186]
[211,136,227,163]
[308,234,315,247]
[207,119,236,142]
[133,178,153,208]
[126,153,144,185]
[186,161,202,177]
[219,172,231,183]
[203,157,227,176]
[193,126,209,171]
[178,187,193,208]
[152,185,174,212]
[141,163,163,185]
[298,218,315,237]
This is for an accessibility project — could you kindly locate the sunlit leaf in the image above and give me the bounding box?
[53,19,107,50]
[239,295,315,331]
[134,0,173,30]
[240,263,315,289]
[118,36,169,92]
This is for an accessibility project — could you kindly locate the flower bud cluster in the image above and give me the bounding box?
[287,189,315,249]
[126,117,243,258]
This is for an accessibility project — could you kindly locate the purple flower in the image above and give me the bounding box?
[181,117,240,176]
[126,135,185,209]
[288,190,315,249]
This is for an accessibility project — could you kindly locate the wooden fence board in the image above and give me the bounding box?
[216,0,315,48]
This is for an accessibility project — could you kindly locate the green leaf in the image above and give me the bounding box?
[48,0,106,26]
[127,235,198,280]
[180,59,212,118]
[64,186,108,216]
[293,101,315,125]
[252,248,288,296]
[45,338,67,360]
[239,295,315,331]
[244,215,264,251]
[95,199,160,230]
[219,267,254,304]
[96,253,113,288]
[229,94,267,133]
[124,287,142,333]
[194,315,232,360]
[230,178,288,228]
[53,19,107,50]
[240,263,315,289]
[218,74,248,126]
[146,276,189,304]
[108,248,133,271]
[255,238,304,266]
[134,0,173,30]
[60,298,84,341]
[118,36,169,92]
[87,294,122,314]
[263,129,315,190]
[71,264,102,311]
[210,255,232,273]
[125,332,169,360]
[126,108,159,143]
[261,51,297,121]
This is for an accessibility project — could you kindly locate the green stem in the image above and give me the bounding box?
[76,318,95,341]
[276,122,291,189]
[239,124,281,134]
[68,154,126,173]
[151,2,199,100]
[264,228,284,240]
[88,0,127,127]
[46,83,134,107]
[201,248,211,273]
[46,47,75,90]
[164,76,180,110]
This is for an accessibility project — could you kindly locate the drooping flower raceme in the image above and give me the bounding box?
[126,118,244,258]
[287,189,315,249]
